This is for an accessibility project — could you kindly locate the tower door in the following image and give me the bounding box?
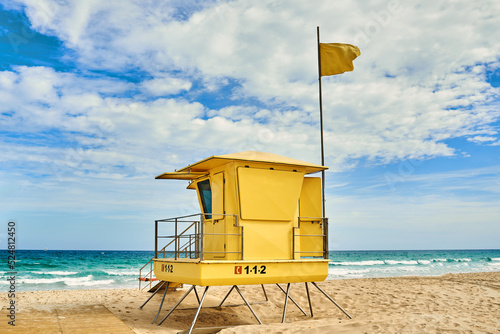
[211,172,226,259]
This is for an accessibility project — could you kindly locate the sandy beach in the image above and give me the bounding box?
[2,272,499,333]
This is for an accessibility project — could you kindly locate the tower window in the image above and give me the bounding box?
[197,179,212,219]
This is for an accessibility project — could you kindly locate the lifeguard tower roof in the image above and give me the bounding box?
[155,151,328,180]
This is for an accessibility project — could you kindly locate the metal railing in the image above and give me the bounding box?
[155,213,242,260]
[140,213,243,290]
[138,258,156,291]
[138,241,175,290]
[292,217,329,259]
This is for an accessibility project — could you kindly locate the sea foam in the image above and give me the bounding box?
[65,279,115,287]
[103,270,138,276]
[384,260,419,265]
[331,260,385,266]
[35,271,79,276]
[20,275,93,285]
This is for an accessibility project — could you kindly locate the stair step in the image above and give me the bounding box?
[148,281,183,293]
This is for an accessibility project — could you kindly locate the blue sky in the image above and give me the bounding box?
[0,0,499,251]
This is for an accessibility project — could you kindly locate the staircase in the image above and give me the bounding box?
[138,216,201,292]
[139,243,185,292]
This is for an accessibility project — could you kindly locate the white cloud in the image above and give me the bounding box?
[467,135,497,144]
[2,0,500,250]
[141,76,192,96]
[9,0,500,167]
[1,66,321,181]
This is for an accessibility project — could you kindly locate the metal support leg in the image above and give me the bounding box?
[261,284,268,302]
[152,281,170,324]
[305,282,313,317]
[158,285,196,326]
[138,280,167,309]
[281,283,291,323]
[234,286,262,324]
[311,282,352,319]
[276,284,307,316]
[187,286,209,334]
[217,285,236,307]
[193,286,201,305]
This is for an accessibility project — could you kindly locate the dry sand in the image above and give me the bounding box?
[2,272,499,333]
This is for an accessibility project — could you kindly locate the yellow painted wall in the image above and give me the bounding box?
[237,167,304,221]
[194,161,325,261]
[299,177,324,257]
[299,177,322,218]
[234,164,305,260]
[154,259,329,286]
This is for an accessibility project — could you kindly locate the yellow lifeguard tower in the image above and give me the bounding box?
[139,151,351,332]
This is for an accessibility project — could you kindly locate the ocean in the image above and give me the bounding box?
[2,249,499,291]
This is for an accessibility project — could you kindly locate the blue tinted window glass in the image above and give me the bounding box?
[197,180,212,219]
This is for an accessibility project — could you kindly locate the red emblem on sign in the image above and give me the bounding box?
[234,266,242,274]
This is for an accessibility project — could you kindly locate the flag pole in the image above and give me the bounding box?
[317,26,328,259]
[317,26,326,218]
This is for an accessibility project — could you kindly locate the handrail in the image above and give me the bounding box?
[292,217,329,260]
[155,213,242,261]
[156,213,204,222]
[178,236,198,258]
[139,222,194,290]
[139,239,176,290]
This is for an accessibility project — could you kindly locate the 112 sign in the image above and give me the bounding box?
[235,265,266,275]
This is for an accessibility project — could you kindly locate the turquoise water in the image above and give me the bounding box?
[1,249,499,291]
[1,250,152,291]
[327,249,500,280]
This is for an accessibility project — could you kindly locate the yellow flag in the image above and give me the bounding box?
[319,43,361,76]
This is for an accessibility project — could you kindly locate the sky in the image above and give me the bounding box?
[0,0,499,251]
